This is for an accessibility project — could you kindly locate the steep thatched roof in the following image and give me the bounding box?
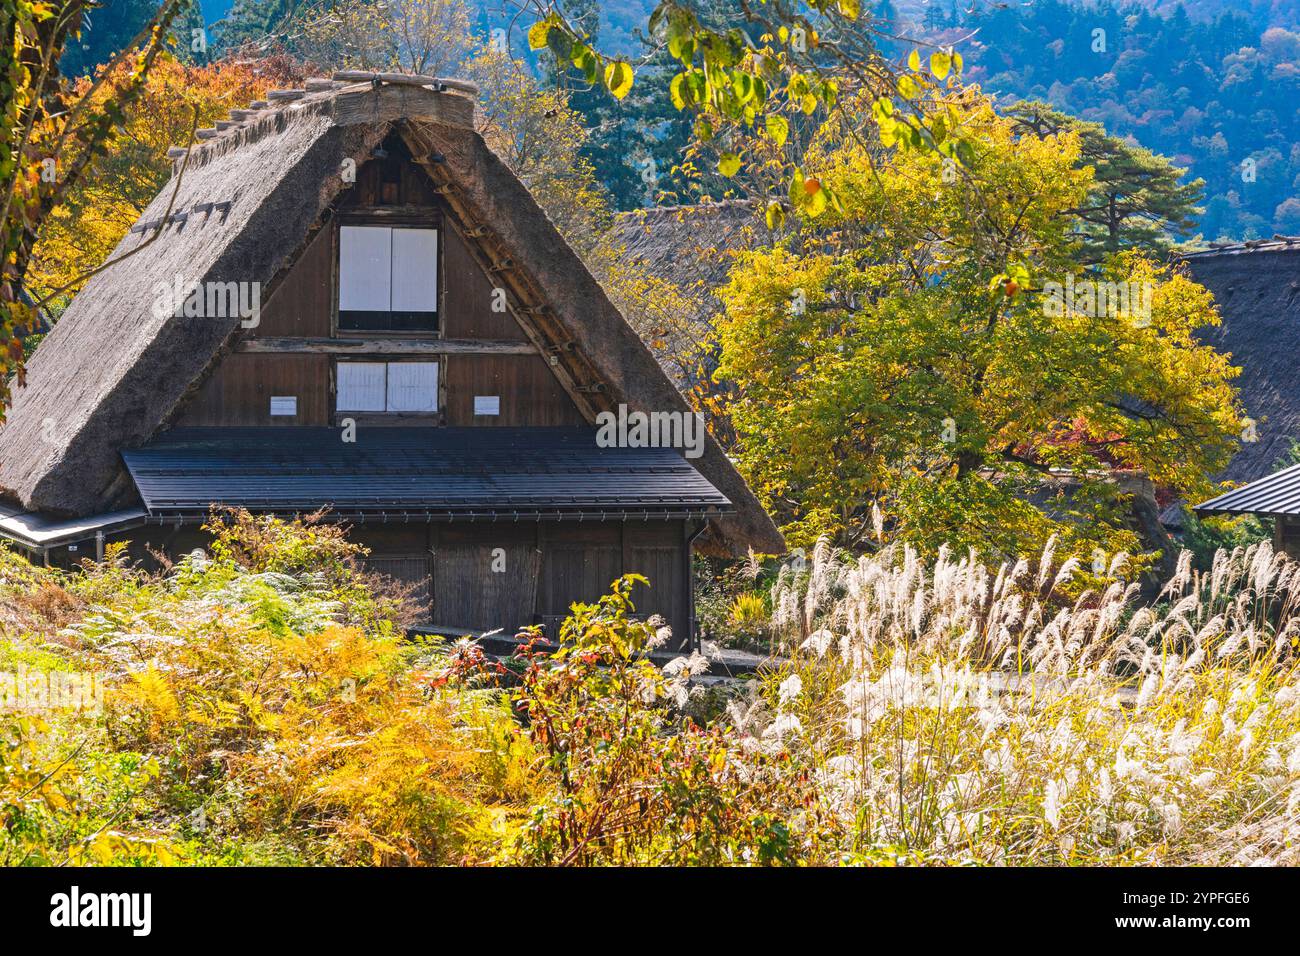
[0,80,783,556]
[1183,240,1300,484]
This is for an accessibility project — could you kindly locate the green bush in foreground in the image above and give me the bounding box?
[1,513,535,866]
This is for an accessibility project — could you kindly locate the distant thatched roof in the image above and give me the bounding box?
[0,81,782,556]
[611,200,764,330]
[1182,239,1300,484]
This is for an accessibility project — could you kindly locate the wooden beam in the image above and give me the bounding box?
[400,124,608,422]
[237,337,537,356]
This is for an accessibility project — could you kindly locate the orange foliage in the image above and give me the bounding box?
[29,53,303,311]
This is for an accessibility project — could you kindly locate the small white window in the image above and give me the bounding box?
[337,361,438,414]
[338,226,392,312]
[387,362,438,412]
[269,396,298,417]
[390,229,439,312]
[337,362,387,412]
[473,395,500,416]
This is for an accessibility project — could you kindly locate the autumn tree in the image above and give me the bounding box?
[522,1,961,228]
[27,54,298,313]
[714,91,1242,560]
[294,0,474,76]
[1,0,187,412]
[516,4,1243,564]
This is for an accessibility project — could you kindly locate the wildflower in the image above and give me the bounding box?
[1114,748,1144,782]
[1168,719,1198,755]
[666,681,689,708]
[801,628,834,658]
[767,712,803,740]
[638,678,659,705]
[663,652,709,678]
[1158,799,1183,835]
[1135,672,1159,709]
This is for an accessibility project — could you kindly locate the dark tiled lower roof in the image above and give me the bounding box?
[1194,463,1300,516]
[122,427,733,518]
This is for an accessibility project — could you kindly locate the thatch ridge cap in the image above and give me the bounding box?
[1179,237,1300,259]
[166,79,477,175]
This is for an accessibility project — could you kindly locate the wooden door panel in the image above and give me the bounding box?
[433,543,540,632]
[363,556,431,620]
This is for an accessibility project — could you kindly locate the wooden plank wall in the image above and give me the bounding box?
[443,354,585,426]
[175,354,330,426]
[171,137,587,429]
[255,221,335,338]
[433,525,541,632]
[441,223,529,341]
[341,140,440,208]
[537,524,623,621]
[535,521,689,643]
[622,522,687,640]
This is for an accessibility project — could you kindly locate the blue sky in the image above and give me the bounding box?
[198,0,235,22]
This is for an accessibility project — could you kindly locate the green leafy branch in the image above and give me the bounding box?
[522,0,977,229]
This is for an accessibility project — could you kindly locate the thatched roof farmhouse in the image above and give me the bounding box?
[0,77,783,645]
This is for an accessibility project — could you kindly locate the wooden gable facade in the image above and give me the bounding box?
[171,135,586,432]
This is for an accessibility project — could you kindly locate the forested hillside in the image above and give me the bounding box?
[65,2,1299,239]
[935,1,1300,239]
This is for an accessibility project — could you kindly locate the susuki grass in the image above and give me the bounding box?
[735,537,1300,864]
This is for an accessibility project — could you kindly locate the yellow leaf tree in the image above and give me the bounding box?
[715,91,1243,562]
[27,53,300,314]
